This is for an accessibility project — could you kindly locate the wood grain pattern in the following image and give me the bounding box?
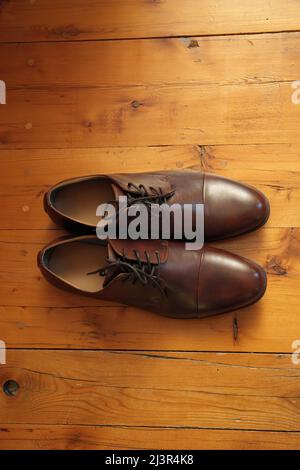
[0,0,300,42]
[1,32,300,148]
[0,1,300,449]
[1,32,299,87]
[0,351,300,433]
[1,83,298,148]
[0,425,300,450]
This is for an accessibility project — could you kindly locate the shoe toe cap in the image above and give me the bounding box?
[198,248,267,317]
[204,174,270,239]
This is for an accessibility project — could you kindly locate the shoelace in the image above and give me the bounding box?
[120,182,175,208]
[87,248,166,295]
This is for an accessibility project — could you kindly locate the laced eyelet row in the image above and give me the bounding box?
[126,182,175,206]
[87,248,166,295]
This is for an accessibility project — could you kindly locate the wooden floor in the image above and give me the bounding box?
[0,0,300,450]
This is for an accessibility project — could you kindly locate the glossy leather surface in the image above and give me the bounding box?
[204,173,270,239]
[38,236,267,318]
[44,170,269,240]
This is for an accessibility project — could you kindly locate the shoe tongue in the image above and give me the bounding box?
[109,173,174,196]
[111,183,125,200]
[107,238,169,264]
[107,242,118,262]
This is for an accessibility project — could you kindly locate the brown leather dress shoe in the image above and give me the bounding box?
[44,171,269,240]
[38,236,267,318]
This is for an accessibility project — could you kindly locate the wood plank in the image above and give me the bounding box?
[199,143,300,172]
[0,0,300,42]
[0,81,297,148]
[0,351,300,430]
[0,227,298,352]
[1,33,300,148]
[0,144,299,229]
[0,424,300,450]
[1,32,299,87]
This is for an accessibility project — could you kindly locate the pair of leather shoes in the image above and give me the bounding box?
[38,170,269,318]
